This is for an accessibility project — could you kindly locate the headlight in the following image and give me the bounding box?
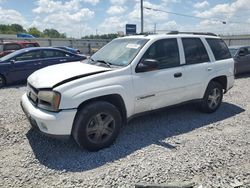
[37,90,61,112]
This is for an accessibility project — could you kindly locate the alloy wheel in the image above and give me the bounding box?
[207,88,221,109]
[86,113,115,144]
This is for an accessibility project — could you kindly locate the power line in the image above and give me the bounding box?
[144,6,250,25]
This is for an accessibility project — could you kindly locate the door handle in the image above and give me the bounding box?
[207,67,212,71]
[34,62,42,65]
[60,59,67,62]
[174,72,182,78]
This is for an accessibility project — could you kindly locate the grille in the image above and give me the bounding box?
[27,83,38,105]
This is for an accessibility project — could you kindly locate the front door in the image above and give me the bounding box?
[10,50,42,83]
[132,38,186,114]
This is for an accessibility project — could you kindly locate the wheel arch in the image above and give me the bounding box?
[210,75,227,92]
[76,94,127,124]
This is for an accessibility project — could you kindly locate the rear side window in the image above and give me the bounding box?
[182,38,209,64]
[143,38,180,69]
[42,50,66,58]
[4,44,21,51]
[206,38,231,60]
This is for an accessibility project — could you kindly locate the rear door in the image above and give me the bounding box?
[181,37,211,100]
[9,50,42,83]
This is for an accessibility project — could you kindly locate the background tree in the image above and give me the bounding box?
[43,29,66,38]
[27,27,43,37]
[82,33,118,39]
[0,24,26,34]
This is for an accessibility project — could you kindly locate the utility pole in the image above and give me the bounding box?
[141,0,144,33]
[154,23,156,34]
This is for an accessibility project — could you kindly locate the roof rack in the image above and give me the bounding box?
[167,31,217,36]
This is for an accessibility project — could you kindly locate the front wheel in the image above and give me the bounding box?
[72,101,122,151]
[200,81,223,113]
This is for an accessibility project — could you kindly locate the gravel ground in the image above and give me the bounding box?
[0,76,250,188]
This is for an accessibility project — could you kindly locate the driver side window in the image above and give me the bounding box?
[142,38,180,69]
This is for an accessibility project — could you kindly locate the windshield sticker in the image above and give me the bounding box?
[126,44,140,49]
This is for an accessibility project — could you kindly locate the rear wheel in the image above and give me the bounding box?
[72,101,122,151]
[200,81,223,113]
[0,75,6,88]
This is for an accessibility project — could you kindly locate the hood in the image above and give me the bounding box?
[28,61,110,88]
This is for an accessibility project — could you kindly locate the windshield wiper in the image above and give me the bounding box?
[88,57,112,67]
[95,59,111,68]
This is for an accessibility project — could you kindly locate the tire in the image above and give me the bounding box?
[0,75,6,88]
[200,81,223,113]
[72,101,122,151]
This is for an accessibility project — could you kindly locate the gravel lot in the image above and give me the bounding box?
[0,76,250,188]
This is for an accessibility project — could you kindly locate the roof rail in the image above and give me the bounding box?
[167,31,217,36]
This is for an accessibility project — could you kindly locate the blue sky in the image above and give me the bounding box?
[0,0,250,38]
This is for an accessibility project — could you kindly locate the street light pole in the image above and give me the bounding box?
[141,0,144,33]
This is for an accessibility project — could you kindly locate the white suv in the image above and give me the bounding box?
[21,32,234,151]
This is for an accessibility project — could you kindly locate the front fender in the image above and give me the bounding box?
[59,85,134,118]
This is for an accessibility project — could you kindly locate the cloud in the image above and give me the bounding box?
[0,7,28,26]
[43,8,94,24]
[106,6,126,15]
[110,0,127,5]
[31,0,96,37]
[193,1,209,9]
[129,1,169,22]
[195,0,250,19]
[83,0,99,6]
[30,8,94,37]
[99,16,126,33]
[161,0,182,5]
[33,0,99,14]
[33,0,80,14]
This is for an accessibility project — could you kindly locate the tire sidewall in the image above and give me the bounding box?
[73,101,122,151]
[202,82,223,113]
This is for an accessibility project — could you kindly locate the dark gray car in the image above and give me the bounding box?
[229,46,250,75]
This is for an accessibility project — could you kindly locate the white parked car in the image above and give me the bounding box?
[21,32,234,151]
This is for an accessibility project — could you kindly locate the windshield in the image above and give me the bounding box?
[90,38,148,66]
[229,48,238,57]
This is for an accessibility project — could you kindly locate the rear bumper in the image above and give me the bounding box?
[21,94,77,137]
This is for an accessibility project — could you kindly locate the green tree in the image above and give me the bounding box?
[27,27,43,37]
[43,29,66,38]
[82,33,118,39]
[0,24,26,34]
[11,24,26,33]
[0,24,66,38]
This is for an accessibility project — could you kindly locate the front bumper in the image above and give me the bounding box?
[21,94,77,137]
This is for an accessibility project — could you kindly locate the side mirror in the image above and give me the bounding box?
[136,59,159,73]
[10,59,15,64]
[238,50,245,57]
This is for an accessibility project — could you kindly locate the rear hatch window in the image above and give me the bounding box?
[4,44,21,51]
[24,43,38,48]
